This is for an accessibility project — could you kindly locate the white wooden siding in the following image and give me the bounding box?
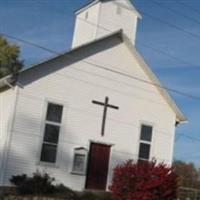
[72,2,101,47]
[0,87,17,184]
[72,1,138,48]
[97,1,138,45]
[2,37,176,190]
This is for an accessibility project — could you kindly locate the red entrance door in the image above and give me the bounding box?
[85,143,111,190]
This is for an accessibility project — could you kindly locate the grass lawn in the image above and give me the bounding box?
[0,187,113,200]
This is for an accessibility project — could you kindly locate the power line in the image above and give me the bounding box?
[175,133,200,143]
[0,1,200,100]
[83,60,200,101]
[77,17,200,68]
[0,32,59,56]
[150,0,200,26]
[174,133,200,159]
[79,16,200,68]
[175,133,183,142]
[1,30,200,102]
[33,0,200,41]
[31,0,200,69]
[182,153,200,160]
[79,2,200,42]
[18,92,174,138]
[79,14,199,68]
[2,0,200,169]
[76,3,200,158]
[138,42,199,68]
[180,133,200,143]
[140,10,200,41]
[176,0,200,16]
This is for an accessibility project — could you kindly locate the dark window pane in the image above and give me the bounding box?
[140,125,153,142]
[73,154,85,172]
[139,143,150,160]
[40,144,57,163]
[46,103,63,123]
[138,159,149,165]
[44,124,60,144]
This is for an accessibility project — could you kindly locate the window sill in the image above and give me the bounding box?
[37,161,59,169]
[71,171,86,176]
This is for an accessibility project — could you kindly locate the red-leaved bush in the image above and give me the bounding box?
[109,160,178,200]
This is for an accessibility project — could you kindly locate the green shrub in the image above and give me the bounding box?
[10,171,55,195]
[9,171,113,199]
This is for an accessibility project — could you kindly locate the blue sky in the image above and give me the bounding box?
[0,0,200,165]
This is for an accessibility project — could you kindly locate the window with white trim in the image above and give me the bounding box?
[138,124,153,161]
[72,148,88,174]
[40,103,63,163]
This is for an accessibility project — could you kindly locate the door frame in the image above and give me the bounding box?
[85,140,113,190]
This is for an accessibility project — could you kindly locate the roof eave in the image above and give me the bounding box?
[0,74,16,89]
[75,0,99,15]
[18,30,123,76]
[121,34,187,123]
[115,0,142,19]
[1,30,186,123]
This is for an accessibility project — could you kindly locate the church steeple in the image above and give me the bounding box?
[72,0,141,48]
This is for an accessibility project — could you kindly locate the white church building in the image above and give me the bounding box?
[0,0,186,191]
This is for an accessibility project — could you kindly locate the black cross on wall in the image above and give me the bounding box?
[92,97,119,136]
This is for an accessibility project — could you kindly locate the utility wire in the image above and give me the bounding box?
[0,32,59,55]
[32,0,200,68]
[175,134,183,142]
[33,0,200,41]
[151,0,200,26]
[175,0,200,16]
[78,17,200,68]
[175,133,200,146]
[138,42,199,68]
[1,0,200,167]
[1,30,200,102]
[39,0,200,158]
[174,133,200,159]
[0,1,200,100]
[2,20,200,161]
[179,133,200,143]
[141,10,200,41]
[78,16,200,68]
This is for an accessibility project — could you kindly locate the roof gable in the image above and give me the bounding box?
[0,30,186,122]
[121,35,186,122]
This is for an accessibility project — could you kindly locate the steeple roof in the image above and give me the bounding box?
[75,0,142,18]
